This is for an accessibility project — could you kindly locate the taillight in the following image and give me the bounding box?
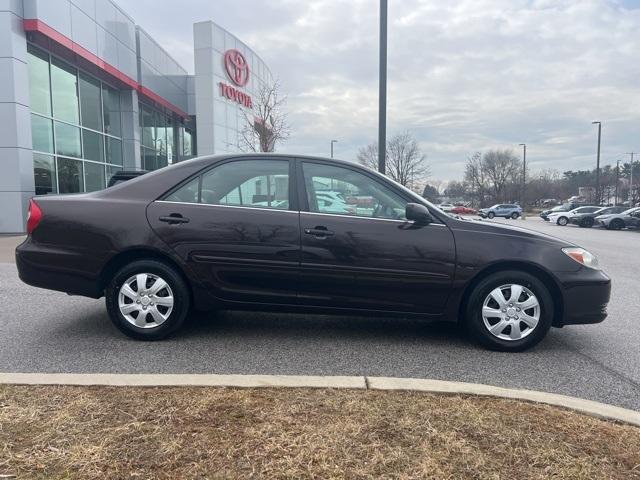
[26,199,42,235]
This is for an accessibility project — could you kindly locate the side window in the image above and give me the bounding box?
[201,159,290,210]
[165,177,199,203]
[302,162,407,220]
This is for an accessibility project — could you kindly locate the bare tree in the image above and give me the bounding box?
[240,79,290,152]
[357,132,430,188]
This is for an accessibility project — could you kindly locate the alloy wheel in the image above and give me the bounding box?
[481,283,540,341]
[558,217,568,226]
[118,273,174,328]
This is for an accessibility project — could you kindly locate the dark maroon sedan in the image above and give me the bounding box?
[16,154,611,351]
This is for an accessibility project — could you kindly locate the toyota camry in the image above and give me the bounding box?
[16,154,611,351]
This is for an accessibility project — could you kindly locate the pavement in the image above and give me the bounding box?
[1,218,639,411]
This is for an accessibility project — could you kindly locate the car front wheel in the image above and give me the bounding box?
[105,259,191,340]
[465,271,554,352]
[557,216,568,226]
[608,219,624,230]
[580,217,594,228]
[487,212,495,219]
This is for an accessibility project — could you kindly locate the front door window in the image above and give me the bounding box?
[302,162,406,220]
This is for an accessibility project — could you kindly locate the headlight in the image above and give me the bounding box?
[562,247,600,270]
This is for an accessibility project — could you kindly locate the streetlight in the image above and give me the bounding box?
[378,0,387,174]
[519,143,526,220]
[592,121,602,204]
[330,139,338,158]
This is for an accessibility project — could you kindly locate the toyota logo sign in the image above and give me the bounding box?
[224,49,249,87]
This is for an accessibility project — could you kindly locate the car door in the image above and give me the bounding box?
[296,159,455,315]
[147,157,301,305]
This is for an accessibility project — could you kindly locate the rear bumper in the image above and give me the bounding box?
[557,269,611,326]
[15,239,103,298]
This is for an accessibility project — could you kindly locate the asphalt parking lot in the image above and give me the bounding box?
[0,217,639,410]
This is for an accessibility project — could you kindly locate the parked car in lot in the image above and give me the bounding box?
[451,205,476,215]
[438,203,454,212]
[539,202,586,221]
[478,204,522,219]
[107,170,147,187]
[16,154,611,352]
[570,206,627,228]
[547,206,600,226]
[595,207,640,230]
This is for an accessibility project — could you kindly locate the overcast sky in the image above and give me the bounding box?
[118,0,640,182]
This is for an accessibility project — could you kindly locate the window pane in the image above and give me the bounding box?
[79,73,102,131]
[142,147,157,171]
[31,114,54,153]
[165,177,199,203]
[84,161,105,192]
[102,86,121,136]
[141,106,155,149]
[57,157,84,193]
[105,137,122,165]
[200,160,289,209]
[51,58,79,123]
[183,129,192,156]
[106,165,123,186]
[55,122,82,157]
[82,129,104,161]
[302,162,406,220]
[27,46,51,116]
[33,153,57,195]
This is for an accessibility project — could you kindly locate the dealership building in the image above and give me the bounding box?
[0,0,273,233]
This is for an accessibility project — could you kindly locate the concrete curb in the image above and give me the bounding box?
[1,373,638,427]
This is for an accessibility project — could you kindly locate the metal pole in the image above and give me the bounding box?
[378,0,387,174]
[627,152,636,207]
[615,160,620,205]
[331,140,337,158]
[519,144,526,219]
[593,122,601,204]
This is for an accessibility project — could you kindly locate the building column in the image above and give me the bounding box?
[120,89,142,170]
[0,0,34,234]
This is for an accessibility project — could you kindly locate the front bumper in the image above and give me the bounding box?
[557,268,611,326]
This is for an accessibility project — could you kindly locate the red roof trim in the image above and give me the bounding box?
[23,19,189,119]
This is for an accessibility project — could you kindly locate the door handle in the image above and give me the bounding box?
[304,226,334,238]
[159,214,190,224]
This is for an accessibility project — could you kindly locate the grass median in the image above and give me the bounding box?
[1,385,639,479]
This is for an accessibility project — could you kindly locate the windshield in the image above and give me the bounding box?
[550,205,566,212]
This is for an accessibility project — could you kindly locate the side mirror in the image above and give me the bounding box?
[406,203,433,225]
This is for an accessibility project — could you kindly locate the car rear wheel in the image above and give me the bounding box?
[557,216,568,226]
[608,219,625,230]
[510,212,519,219]
[487,212,495,219]
[465,270,553,352]
[105,260,190,340]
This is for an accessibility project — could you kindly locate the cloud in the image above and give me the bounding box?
[117,0,640,180]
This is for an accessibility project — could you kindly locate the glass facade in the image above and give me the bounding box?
[139,102,196,172]
[28,44,124,195]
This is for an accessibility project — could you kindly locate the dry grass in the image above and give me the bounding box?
[1,385,639,479]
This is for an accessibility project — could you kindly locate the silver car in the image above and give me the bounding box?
[595,207,640,230]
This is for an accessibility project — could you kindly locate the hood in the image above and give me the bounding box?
[450,218,574,247]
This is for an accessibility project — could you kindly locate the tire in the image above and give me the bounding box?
[105,259,191,340]
[557,216,568,226]
[487,212,495,219]
[608,219,624,230]
[464,270,554,352]
[510,212,519,219]
[580,217,594,228]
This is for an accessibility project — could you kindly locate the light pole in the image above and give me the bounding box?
[519,143,526,219]
[615,160,620,205]
[592,121,602,204]
[330,139,338,158]
[378,0,387,174]
[626,152,636,205]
